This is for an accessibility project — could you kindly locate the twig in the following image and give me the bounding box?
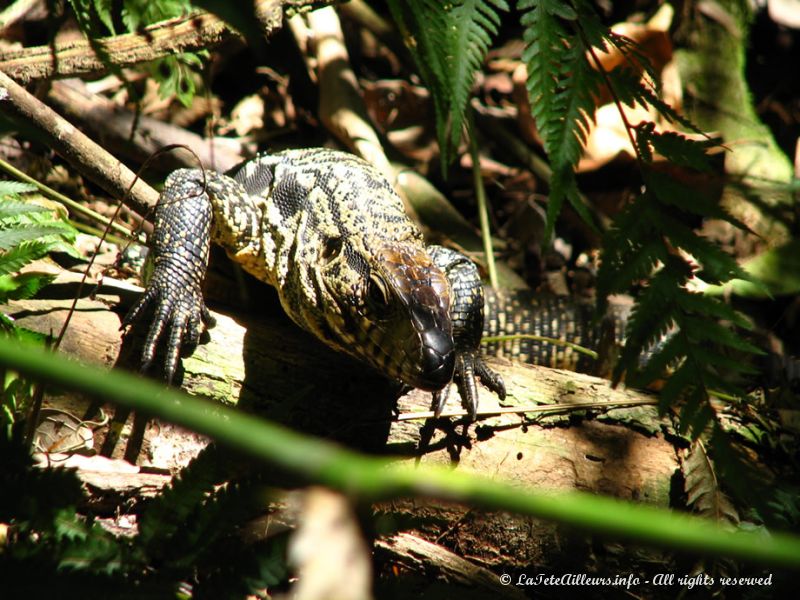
[304,9,393,176]
[301,6,422,224]
[47,79,245,173]
[481,333,598,360]
[472,103,608,231]
[337,0,410,65]
[396,397,657,422]
[0,0,41,34]
[0,69,159,216]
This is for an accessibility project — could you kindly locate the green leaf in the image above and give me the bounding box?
[705,240,800,298]
[674,292,753,329]
[93,0,117,35]
[683,441,739,525]
[636,126,715,172]
[609,67,703,134]
[0,181,38,197]
[120,0,192,31]
[4,335,800,568]
[0,224,73,252]
[644,168,750,230]
[0,241,53,277]
[387,0,508,168]
[519,0,611,239]
[0,198,49,219]
[653,211,751,284]
[0,272,56,300]
[54,507,90,542]
[152,54,204,107]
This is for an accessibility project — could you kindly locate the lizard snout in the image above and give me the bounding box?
[418,327,455,390]
[408,302,455,390]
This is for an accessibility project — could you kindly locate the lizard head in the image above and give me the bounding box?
[304,237,456,391]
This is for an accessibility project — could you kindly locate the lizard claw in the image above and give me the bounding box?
[427,245,506,421]
[123,272,210,383]
[432,351,505,421]
[432,384,450,418]
[121,170,213,383]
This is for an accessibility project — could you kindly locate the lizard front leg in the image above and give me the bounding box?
[428,246,506,419]
[122,169,261,381]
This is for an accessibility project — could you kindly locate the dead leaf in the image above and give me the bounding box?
[287,487,372,600]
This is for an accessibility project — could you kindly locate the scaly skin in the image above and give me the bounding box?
[124,149,455,391]
[429,246,505,419]
[123,147,626,420]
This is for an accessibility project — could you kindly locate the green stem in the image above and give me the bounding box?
[481,333,598,360]
[3,335,800,567]
[467,110,498,289]
[0,157,134,239]
[71,220,136,248]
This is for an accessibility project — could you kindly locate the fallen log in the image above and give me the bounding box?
[3,266,679,575]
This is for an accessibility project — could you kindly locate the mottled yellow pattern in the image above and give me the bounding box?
[129,149,455,391]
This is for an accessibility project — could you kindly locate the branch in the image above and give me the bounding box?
[47,79,246,174]
[0,69,159,215]
[0,11,231,84]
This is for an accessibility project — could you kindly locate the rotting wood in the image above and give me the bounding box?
[0,0,319,84]
[374,532,527,600]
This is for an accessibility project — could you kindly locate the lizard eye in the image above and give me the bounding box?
[321,236,343,263]
[367,274,390,308]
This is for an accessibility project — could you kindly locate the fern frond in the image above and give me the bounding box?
[636,127,715,172]
[608,66,702,133]
[674,293,752,328]
[678,387,716,435]
[137,445,228,560]
[521,0,599,164]
[683,440,740,526]
[449,0,509,152]
[658,361,698,411]
[604,31,661,88]
[615,257,693,375]
[598,197,673,299]
[634,334,684,385]
[387,0,508,168]
[168,478,271,571]
[0,223,73,252]
[0,181,38,197]
[654,211,751,284]
[519,0,611,238]
[0,198,49,220]
[0,242,53,277]
[645,170,748,229]
[0,272,57,300]
[600,149,762,432]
